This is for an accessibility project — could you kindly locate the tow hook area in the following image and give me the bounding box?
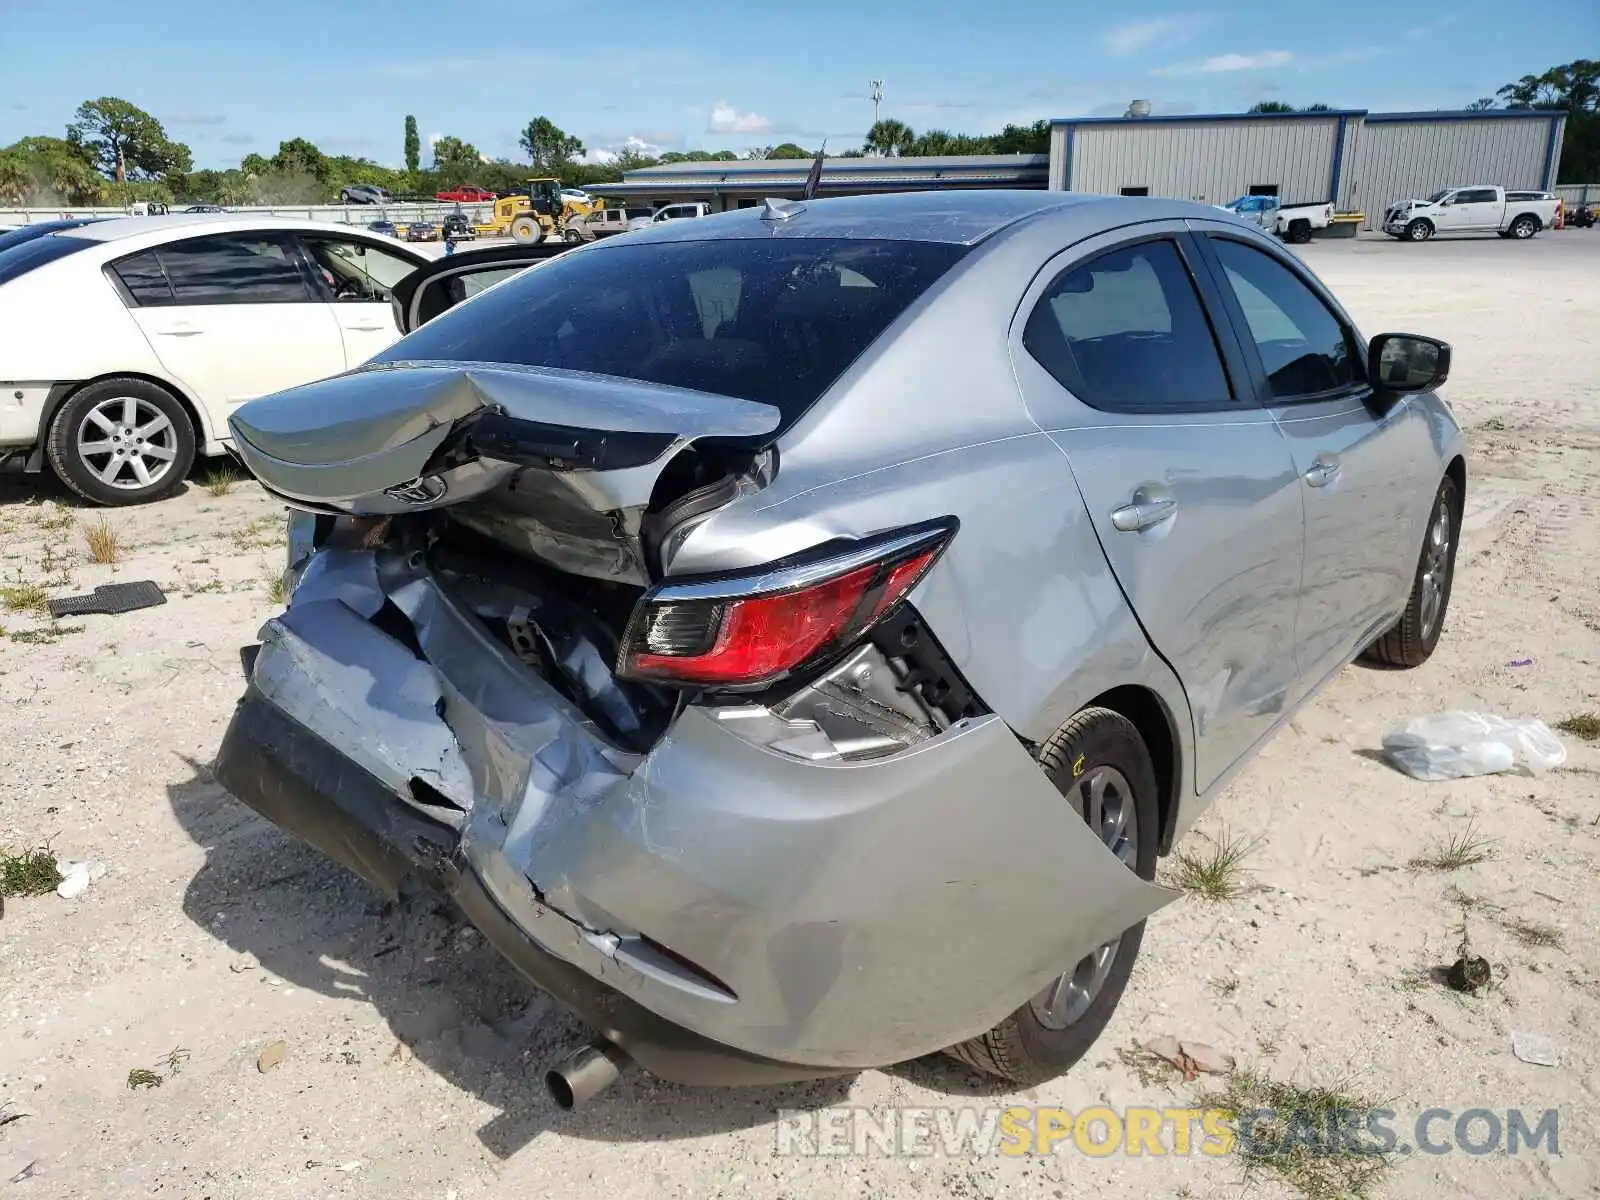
[545,1039,631,1109]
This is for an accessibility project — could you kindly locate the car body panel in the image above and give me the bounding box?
[238,553,1176,1067]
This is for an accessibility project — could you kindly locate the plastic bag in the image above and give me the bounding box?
[1382,711,1567,781]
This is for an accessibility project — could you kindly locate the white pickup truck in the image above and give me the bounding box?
[1216,195,1334,243]
[1382,185,1561,242]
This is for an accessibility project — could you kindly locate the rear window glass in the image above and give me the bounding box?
[374,236,967,431]
[0,232,97,287]
[0,220,96,253]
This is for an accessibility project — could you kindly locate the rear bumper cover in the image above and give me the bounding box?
[213,548,1175,1082]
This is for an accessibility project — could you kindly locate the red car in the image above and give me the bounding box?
[435,185,497,202]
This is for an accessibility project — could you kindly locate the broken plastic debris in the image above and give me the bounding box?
[1511,1030,1559,1067]
[54,861,103,900]
[1139,1035,1236,1081]
[230,952,259,973]
[1381,712,1566,781]
[256,1040,287,1073]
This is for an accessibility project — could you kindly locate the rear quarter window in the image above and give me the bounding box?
[372,236,968,436]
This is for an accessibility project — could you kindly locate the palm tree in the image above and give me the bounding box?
[0,153,31,205]
[863,119,915,157]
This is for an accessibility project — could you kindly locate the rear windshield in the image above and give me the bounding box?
[373,236,968,432]
[0,232,97,287]
[0,220,95,253]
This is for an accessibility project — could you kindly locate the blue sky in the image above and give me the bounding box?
[0,0,1589,168]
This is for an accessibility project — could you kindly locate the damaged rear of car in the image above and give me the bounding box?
[216,197,1179,1103]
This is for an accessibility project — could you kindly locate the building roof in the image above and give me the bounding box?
[1051,109,1366,127]
[1363,109,1564,123]
[587,153,1049,198]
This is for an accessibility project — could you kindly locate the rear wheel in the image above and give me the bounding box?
[1361,474,1461,668]
[944,707,1157,1084]
[1405,219,1434,242]
[1509,214,1539,239]
[46,377,195,506]
[1286,219,1313,244]
[563,226,584,243]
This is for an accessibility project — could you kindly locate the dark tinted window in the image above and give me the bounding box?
[111,250,174,305]
[1456,188,1498,204]
[1023,238,1234,412]
[1210,238,1358,399]
[375,237,967,430]
[153,233,310,304]
[0,232,98,287]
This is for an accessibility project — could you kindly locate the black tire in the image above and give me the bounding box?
[1509,214,1539,239]
[1287,219,1313,245]
[563,226,584,243]
[1361,474,1461,668]
[1405,219,1434,242]
[944,707,1158,1084]
[46,377,196,506]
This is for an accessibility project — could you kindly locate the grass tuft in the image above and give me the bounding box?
[1171,827,1256,901]
[261,567,288,606]
[1199,1068,1394,1200]
[203,465,240,497]
[0,846,62,897]
[1407,824,1497,873]
[1502,917,1564,950]
[80,516,121,564]
[126,1069,162,1090]
[1555,713,1600,743]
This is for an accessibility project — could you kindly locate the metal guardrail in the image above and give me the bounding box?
[0,201,499,228]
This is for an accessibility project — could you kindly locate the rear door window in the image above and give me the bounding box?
[1023,238,1236,412]
[138,233,312,305]
[110,250,174,304]
[373,236,967,434]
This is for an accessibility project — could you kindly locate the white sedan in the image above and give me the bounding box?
[0,213,429,505]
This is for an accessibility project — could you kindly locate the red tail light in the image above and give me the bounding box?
[617,521,956,689]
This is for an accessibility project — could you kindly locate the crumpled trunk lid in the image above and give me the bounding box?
[227,363,781,583]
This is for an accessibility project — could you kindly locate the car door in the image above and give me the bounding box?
[1453,187,1502,231]
[111,231,345,417]
[388,242,576,332]
[1009,225,1306,794]
[295,233,425,367]
[1192,227,1433,686]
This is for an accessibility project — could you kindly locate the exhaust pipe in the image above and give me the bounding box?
[545,1039,630,1110]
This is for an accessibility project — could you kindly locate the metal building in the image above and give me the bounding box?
[1340,111,1567,227]
[1049,110,1358,207]
[1049,108,1566,229]
[586,154,1048,213]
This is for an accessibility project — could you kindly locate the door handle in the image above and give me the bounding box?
[1110,494,1178,532]
[344,322,387,332]
[1304,455,1342,487]
[155,323,203,337]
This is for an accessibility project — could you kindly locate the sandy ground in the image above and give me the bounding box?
[0,231,1596,1200]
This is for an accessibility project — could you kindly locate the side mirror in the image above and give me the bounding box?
[1368,333,1451,393]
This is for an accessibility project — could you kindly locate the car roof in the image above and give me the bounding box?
[598,189,1231,247]
[60,213,409,243]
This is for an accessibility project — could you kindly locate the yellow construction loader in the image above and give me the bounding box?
[473,178,602,244]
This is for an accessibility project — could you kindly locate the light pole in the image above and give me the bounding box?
[870,80,883,127]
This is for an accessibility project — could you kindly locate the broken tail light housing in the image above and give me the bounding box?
[617,519,957,690]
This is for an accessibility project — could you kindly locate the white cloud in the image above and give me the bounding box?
[427,131,443,149]
[1155,49,1295,75]
[581,135,676,164]
[1102,14,1211,55]
[1406,16,1456,38]
[707,99,773,135]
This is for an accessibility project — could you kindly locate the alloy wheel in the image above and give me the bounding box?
[75,395,179,491]
[1419,497,1452,639]
[1029,764,1139,1030]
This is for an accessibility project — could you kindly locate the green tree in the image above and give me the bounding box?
[0,153,29,204]
[863,119,916,156]
[1495,59,1599,182]
[519,117,583,171]
[431,135,482,184]
[1301,103,1333,112]
[1465,97,1497,111]
[68,97,191,182]
[1246,101,1297,114]
[990,120,1051,154]
[404,115,420,173]
[272,137,327,181]
[767,142,813,159]
[240,153,271,176]
[2,136,104,203]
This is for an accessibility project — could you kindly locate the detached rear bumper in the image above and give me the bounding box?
[213,548,1174,1080]
[215,685,833,1086]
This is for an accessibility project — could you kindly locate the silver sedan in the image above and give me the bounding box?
[217,190,1464,1102]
